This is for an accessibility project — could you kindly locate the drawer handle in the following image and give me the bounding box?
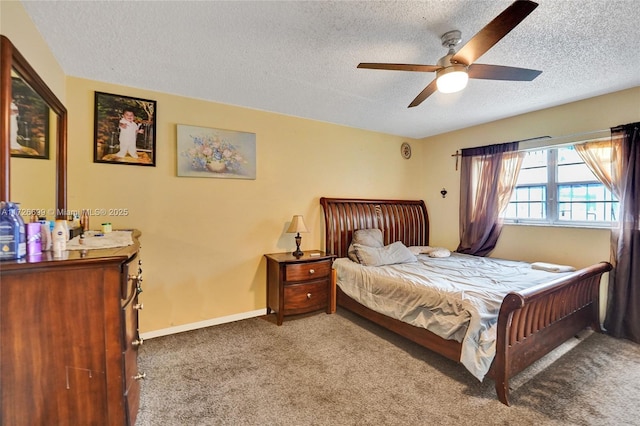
[307,293,312,299]
[133,372,146,381]
[309,269,315,274]
[134,303,144,310]
[132,337,144,347]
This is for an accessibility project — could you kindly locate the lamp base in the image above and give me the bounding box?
[292,233,303,257]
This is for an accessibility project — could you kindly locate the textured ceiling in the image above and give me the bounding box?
[20,0,640,139]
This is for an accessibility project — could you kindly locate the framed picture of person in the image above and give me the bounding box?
[10,74,50,159]
[93,91,157,166]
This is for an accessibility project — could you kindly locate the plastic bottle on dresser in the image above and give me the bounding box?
[0,201,25,260]
[0,202,14,260]
[39,220,52,251]
[80,209,90,232]
[52,219,67,258]
[10,202,26,259]
[62,218,69,241]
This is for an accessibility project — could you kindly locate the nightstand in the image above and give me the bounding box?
[264,251,337,325]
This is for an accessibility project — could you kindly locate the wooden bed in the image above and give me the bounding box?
[320,197,612,405]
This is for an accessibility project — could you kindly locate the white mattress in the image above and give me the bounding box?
[333,252,574,381]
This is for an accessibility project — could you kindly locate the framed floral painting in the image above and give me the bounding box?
[176,124,256,179]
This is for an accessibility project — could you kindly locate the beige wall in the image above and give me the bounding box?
[419,87,640,268]
[66,77,422,333]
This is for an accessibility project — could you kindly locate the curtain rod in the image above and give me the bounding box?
[517,128,611,151]
[453,127,613,167]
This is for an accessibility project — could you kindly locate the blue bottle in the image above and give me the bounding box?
[0,201,26,260]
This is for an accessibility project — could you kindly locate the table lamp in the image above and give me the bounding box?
[286,215,308,257]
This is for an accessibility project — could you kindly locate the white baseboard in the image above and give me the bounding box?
[139,309,266,340]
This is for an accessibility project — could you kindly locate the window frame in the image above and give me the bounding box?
[504,145,618,229]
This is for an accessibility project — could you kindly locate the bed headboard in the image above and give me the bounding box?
[320,197,429,258]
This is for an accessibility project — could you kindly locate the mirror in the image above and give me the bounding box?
[1,35,67,218]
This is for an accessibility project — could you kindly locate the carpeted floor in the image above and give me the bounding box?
[136,309,640,425]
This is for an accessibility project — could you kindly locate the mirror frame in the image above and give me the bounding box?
[1,35,67,218]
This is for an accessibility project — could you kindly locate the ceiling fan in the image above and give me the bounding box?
[358,0,542,108]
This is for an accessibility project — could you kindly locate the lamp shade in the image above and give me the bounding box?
[286,215,308,234]
[436,65,469,94]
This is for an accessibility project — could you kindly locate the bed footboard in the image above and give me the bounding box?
[490,261,612,406]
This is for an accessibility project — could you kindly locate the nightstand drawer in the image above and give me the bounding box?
[284,280,329,314]
[284,261,331,282]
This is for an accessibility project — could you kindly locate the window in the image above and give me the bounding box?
[504,146,618,226]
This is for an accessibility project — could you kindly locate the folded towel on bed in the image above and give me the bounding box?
[531,262,576,273]
[408,246,451,258]
[408,245,433,255]
[428,248,451,258]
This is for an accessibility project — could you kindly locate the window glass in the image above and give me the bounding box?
[557,146,582,164]
[558,163,596,182]
[524,150,548,167]
[504,146,618,226]
[518,167,547,184]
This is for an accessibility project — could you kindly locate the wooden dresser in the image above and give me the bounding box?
[0,231,144,426]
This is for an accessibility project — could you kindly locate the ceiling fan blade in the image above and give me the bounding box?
[408,79,438,108]
[358,63,441,72]
[452,0,539,66]
[468,64,541,81]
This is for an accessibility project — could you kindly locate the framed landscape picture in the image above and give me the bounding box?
[177,124,256,179]
[94,91,156,166]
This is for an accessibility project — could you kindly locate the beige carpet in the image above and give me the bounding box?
[136,309,640,425]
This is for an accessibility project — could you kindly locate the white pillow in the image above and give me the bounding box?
[353,241,417,266]
[348,228,384,262]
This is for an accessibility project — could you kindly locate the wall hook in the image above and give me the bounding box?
[440,188,448,198]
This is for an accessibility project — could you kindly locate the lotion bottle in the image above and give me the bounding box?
[52,219,67,258]
[40,220,52,251]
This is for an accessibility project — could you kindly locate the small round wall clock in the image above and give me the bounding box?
[401,142,412,159]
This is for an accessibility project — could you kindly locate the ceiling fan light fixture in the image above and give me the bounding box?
[436,65,469,94]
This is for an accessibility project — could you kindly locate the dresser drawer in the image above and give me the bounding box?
[283,280,329,314]
[284,261,331,282]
